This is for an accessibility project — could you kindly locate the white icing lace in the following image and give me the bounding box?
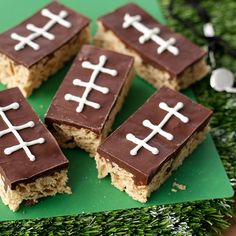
[65,55,118,112]
[126,102,189,155]
[0,102,45,161]
[11,8,71,51]
[123,14,179,55]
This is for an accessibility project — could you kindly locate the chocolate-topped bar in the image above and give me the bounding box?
[96,87,213,203]
[0,2,90,97]
[95,3,209,90]
[0,88,71,211]
[45,45,134,156]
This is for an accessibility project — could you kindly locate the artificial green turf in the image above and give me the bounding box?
[0,1,236,235]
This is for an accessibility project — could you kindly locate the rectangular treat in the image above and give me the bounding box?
[45,45,135,156]
[96,87,213,203]
[0,88,70,211]
[95,3,209,90]
[0,2,90,97]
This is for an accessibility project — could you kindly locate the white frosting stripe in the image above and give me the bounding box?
[126,133,159,155]
[126,102,189,156]
[0,102,45,161]
[122,14,179,56]
[27,24,55,40]
[65,94,100,111]
[159,102,189,123]
[143,119,173,141]
[73,79,109,94]
[0,102,19,112]
[65,55,118,113]
[82,58,118,76]
[41,9,71,28]
[4,138,45,161]
[0,121,34,137]
[11,8,71,51]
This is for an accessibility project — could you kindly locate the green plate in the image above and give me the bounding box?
[0,0,233,221]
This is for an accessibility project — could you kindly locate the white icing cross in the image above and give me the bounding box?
[122,14,179,56]
[65,55,118,112]
[11,8,71,51]
[126,102,189,156]
[0,102,45,161]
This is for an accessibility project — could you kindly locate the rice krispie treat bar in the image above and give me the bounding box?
[95,3,209,90]
[0,88,70,212]
[0,2,90,97]
[95,87,213,203]
[45,45,134,156]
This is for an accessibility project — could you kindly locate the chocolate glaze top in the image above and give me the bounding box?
[45,45,134,135]
[99,3,207,76]
[97,87,213,186]
[0,88,68,190]
[0,1,90,68]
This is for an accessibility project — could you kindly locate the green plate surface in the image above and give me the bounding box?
[0,0,233,221]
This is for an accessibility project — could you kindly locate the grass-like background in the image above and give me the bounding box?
[1,0,236,235]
